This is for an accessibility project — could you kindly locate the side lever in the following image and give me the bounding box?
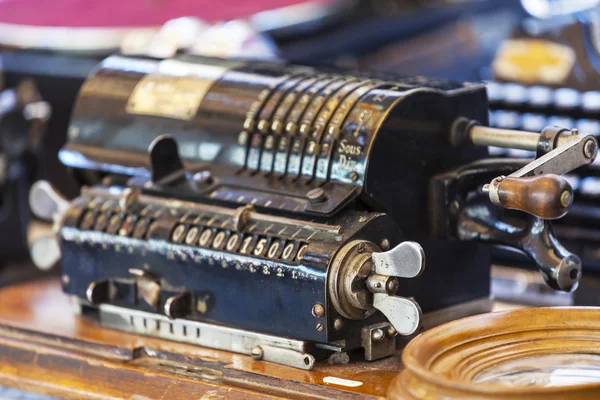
[28,181,69,270]
[453,123,598,291]
[370,242,425,335]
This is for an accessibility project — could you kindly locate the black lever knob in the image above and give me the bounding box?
[164,292,192,319]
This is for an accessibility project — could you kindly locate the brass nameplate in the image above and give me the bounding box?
[126,59,238,120]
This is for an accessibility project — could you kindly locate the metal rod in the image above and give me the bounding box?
[469,126,575,151]
[469,126,540,151]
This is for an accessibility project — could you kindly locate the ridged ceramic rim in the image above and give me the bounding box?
[389,307,600,399]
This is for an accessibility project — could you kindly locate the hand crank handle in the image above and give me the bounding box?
[484,174,573,219]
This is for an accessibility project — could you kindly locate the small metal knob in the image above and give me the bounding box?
[86,280,115,305]
[164,292,192,319]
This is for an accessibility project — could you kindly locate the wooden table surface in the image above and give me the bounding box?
[0,279,405,399]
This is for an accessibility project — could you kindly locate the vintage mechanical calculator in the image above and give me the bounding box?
[29,54,596,369]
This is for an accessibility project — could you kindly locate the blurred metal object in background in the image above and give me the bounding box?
[121,18,279,60]
[521,0,600,19]
[0,0,351,53]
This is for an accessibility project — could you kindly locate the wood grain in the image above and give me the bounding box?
[0,279,404,399]
[496,174,572,219]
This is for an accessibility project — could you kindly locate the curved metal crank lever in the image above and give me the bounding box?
[450,123,597,291]
[458,200,581,292]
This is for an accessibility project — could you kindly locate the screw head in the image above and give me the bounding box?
[316,323,324,332]
[334,318,344,331]
[306,188,326,204]
[61,274,70,285]
[387,326,398,337]
[372,328,385,342]
[349,172,359,182]
[386,278,399,294]
[584,139,598,159]
[312,303,325,318]
[381,239,390,251]
[250,346,263,360]
[560,190,573,208]
[358,243,366,253]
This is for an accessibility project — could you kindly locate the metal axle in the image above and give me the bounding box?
[469,125,577,151]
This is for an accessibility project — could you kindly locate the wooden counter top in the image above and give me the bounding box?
[0,279,404,399]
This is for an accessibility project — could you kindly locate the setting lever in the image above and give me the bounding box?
[29,180,69,222]
[369,242,424,336]
[28,181,69,270]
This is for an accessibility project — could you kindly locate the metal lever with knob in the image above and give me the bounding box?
[451,122,597,291]
[457,123,599,219]
[482,129,597,219]
[328,240,425,337]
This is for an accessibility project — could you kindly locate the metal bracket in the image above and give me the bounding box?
[251,344,316,371]
[95,303,322,370]
[360,322,396,361]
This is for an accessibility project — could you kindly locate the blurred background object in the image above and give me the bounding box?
[521,0,600,19]
[0,68,53,285]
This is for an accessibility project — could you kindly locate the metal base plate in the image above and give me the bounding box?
[82,297,493,370]
[92,303,320,370]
